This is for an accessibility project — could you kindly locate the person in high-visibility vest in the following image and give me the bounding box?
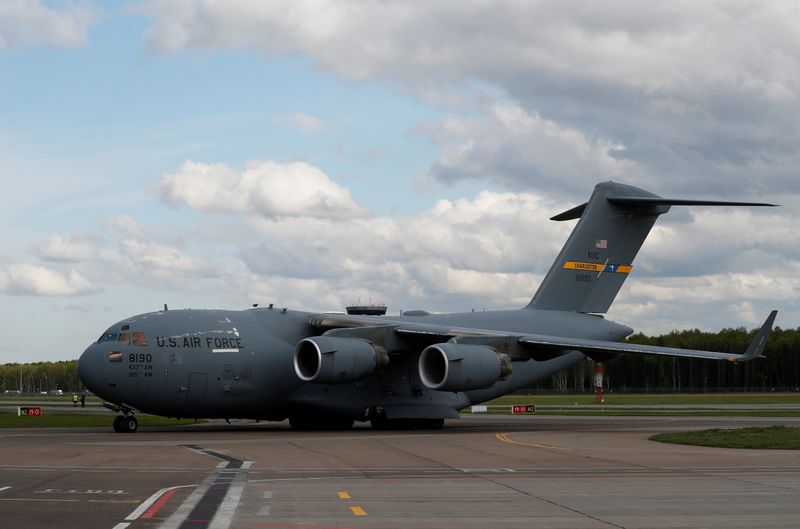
[72,393,78,407]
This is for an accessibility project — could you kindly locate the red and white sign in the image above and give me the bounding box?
[17,406,42,417]
[511,405,536,414]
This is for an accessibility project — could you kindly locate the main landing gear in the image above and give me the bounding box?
[103,402,138,433]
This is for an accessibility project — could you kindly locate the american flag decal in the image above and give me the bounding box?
[595,239,608,249]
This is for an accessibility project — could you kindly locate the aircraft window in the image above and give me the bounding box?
[132,332,148,347]
[107,351,123,362]
[118,332,131,345]
[98,332,117,343]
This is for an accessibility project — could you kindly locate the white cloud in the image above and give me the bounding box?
[33,231,104,263]
[105,214,148,239]
[421,104,639,194]
[0,0,94,51]
[276,112,325,134]
[138,1,800,197]
[97,238,217,285]
[243,190,573,309]
[0,263,96,296]
[154,159,370,219]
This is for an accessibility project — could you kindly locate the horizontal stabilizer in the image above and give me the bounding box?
[550,195,777,222]
[550,202,587,221]
[607,197,778,208]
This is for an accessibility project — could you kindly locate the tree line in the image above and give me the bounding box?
[0,360,79,394]
[541,326,800,393]
[1,326,799,394]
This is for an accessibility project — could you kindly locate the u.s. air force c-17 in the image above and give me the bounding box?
[77,181,779,433]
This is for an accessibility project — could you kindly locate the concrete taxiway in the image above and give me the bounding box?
[0,415,798,529]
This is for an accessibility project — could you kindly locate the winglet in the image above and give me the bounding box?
[733,310,778,362]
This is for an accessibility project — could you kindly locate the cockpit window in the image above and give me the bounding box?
[132,332,148,347]
[98,332,117,343]
[107,351,123,362]
[118,332,131,345]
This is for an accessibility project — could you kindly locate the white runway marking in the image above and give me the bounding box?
[0,486,11,492]
[124,484,195,521]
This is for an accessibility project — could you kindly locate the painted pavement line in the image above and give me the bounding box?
[350,506,367,516]
[496,432,571,451]
[158,465,229,529]
[0,486,11,492]
[209,461,253,529]
[111,524,130,529]
[124,484,196,521]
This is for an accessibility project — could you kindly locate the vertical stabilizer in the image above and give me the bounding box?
[528,182,662,313]
[527,182,776,313]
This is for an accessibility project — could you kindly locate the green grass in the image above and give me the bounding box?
[651,425,800,449]
[0,396,104,406]
[0,411,204,428]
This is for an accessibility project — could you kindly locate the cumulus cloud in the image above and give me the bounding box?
[154,159,370,219]
[33,231,104,263]
[244,190,573,309]
[0,0,94,50]
[275,112,325,134]
[0,263,97,296]
[420,104,639,195]
[104,214,149,239]
[97,238,217,285]
[138,1,800,197]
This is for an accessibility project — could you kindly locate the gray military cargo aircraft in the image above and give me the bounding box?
[77,181,779,433]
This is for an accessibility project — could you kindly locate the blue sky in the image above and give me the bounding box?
[1,1,798,364]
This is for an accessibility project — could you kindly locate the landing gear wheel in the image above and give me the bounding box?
[124,416,138,433]
[112,415,125,433]
[370,408,388,430]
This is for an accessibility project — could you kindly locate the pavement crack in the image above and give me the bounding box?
[481,476,628,529]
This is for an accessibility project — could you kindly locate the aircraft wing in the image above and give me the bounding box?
[313,310,777,364]
[518,309,775,363]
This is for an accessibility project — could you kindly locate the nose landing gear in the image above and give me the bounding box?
[112,415,138,433]
[103,402,138,433]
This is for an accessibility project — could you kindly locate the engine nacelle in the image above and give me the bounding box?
[418,343,512,391]
[294,336,388,384]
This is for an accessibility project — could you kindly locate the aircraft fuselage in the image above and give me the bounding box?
[77,306,631,422]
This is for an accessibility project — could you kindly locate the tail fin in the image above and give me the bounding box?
[527,181,776,313]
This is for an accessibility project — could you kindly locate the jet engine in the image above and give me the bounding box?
[294,336,388,384]
[418,343,512,391]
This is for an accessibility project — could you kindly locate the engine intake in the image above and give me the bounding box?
[418,343,511,391]
[294,336,388,384]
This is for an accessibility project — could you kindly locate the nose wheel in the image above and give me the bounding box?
[112,415,138,433]
[103,402,138,433]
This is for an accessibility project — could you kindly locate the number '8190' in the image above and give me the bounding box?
[129,353,152,363]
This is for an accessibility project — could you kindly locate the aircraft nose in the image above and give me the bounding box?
[77,344,104,395]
